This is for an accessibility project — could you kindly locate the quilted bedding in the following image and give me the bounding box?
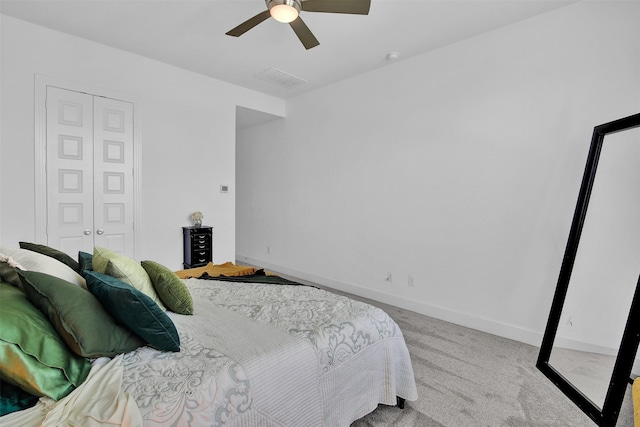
[122,278,418,426]
[0,277,417,426]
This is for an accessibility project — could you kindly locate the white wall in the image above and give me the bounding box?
[0,15,285,269]
[237,1,640,345]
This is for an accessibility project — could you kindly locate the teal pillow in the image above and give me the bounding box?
[85,271,180,352]
[19,242,80,272]
[78,251,93,277]
[0,380,38,416]
[0,282,91,400]
[17,270,144,358]
[93,247,165,309]
[141,260,193,315]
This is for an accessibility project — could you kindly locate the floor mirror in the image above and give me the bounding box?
[537,113,640,427]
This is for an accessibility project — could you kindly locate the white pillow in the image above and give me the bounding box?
[1,246,86,289]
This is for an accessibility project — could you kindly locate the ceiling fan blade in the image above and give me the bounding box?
[301,0,371,15]
[289,17,320,50]
[226,10,272,37]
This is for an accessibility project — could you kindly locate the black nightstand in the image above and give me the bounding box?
[182,226,213,268]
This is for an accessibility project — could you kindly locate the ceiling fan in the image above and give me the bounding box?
[226,0,371,50]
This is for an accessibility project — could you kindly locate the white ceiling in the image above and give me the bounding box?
[1,0,576,101]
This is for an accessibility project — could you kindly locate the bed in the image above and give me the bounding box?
[0,244,418,426]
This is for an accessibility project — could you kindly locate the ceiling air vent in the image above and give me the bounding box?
[255,67,307,89]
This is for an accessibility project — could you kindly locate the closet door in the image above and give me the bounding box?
[93,96,135,255]
[46,87,95,256]
[45,86,135,256]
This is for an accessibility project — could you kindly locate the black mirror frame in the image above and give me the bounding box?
[537,113,640,427]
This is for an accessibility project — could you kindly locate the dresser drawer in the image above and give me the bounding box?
[194,256,210,265]
[191,235,210,246]
[192,245,209,253]
[191,250,210,265]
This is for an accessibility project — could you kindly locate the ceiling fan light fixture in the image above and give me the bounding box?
[227,0,370,49]
[268,0,300,23]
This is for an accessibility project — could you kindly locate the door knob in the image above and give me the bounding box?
[83,229,91,235]
[96,229,104,235]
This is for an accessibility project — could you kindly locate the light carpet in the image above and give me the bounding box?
[350,296,635,427]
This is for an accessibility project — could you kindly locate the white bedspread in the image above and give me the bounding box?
[121,279,417,426]
[2,279,417,427]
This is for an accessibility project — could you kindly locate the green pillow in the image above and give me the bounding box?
[17,270,144,358]
[85,271,180,352]
[78,251,93,277]
[0,260,21,287]
[0,282,90,400]
[141,260,193,315]
[0,380,39,416]
[93,247,165,309]
[19,242,80,273]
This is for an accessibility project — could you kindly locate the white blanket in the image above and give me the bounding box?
[176,298,324,426]
[0,356,141,427]
[2,279,417,427]
[119,279,417,426]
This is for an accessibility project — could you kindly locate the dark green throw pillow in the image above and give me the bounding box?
[0,282,91,400]
[19,242,80,272]
[85,271,180,352]
[17,270,144,358]
[141,260,193,315]
[0,380,39,416]
[0,261,21,287]
[78,251,93,277]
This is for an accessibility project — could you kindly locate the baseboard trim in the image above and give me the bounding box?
[236,255,544,347]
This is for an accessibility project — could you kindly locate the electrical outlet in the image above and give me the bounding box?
[385,272,392,282]
[408,275,414,287]
[267,246,271,254]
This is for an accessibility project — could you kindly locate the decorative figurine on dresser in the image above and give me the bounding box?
[182,226,213,268]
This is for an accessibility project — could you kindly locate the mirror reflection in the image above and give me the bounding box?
[548,126,640,409]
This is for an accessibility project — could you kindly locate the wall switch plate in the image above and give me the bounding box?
[408,275,414,287]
